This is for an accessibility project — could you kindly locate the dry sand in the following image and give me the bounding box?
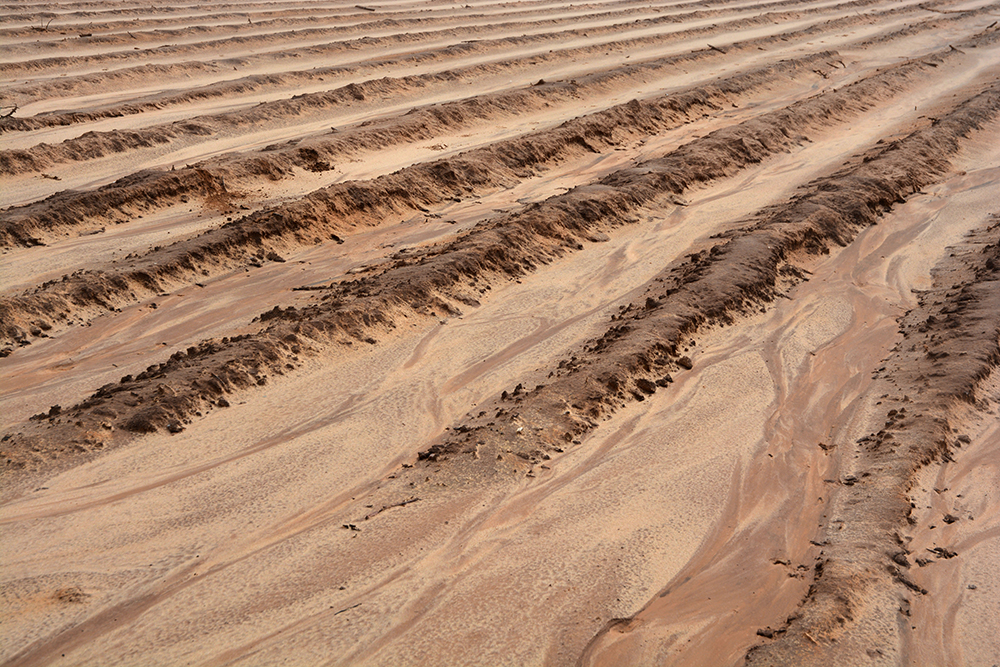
[2,0,999,665]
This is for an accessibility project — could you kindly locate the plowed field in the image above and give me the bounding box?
[2,0,999,664]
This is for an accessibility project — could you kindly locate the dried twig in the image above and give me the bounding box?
[333,602,361,615]
[362,496,420,521]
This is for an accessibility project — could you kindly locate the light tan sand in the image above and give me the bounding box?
[2,0,999,664]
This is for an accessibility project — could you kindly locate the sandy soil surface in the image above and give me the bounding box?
[2,0,999,665]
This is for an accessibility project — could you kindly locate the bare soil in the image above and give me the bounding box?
[2,0,999,665]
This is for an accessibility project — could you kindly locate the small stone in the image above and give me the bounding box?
[635,378,657,394]
[655,375,673,387]
[677,356,693,370]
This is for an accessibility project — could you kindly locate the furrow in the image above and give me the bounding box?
[1,0,977,249]
[3,46,993,474]
[413,79,1000,471]
[0,0,936,116]
[4,0,1000,664]
[0,0,910,140]
[0,42,912,348]
[2,0,984,234]
[0,0,759,54]
[0,0,836,80]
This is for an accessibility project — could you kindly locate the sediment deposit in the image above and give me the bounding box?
[2,0,999,664]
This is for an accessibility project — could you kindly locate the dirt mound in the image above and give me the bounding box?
[0,167,226,247]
